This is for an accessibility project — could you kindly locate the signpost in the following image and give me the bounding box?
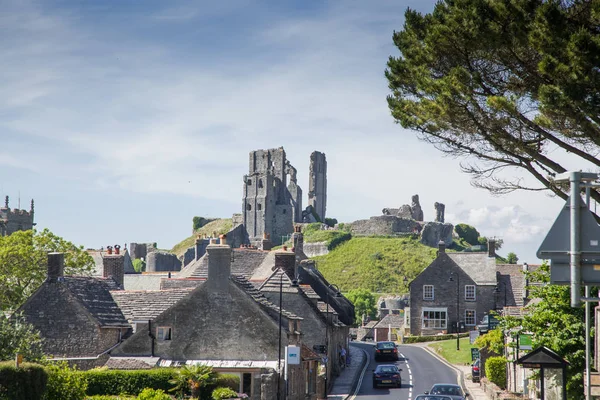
[471,348,480,362]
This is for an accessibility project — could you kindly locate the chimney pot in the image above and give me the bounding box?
[114,244,121,255]
[282,245,288,251]
[107,245,113,255]
[219,234,227,246]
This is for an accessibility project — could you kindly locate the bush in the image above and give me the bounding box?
[211,375,240,392]
[211,387,238,400]
[137,388,170,400]
[486,356,507,389]
[132,259,146,273]
[324,218,338,228]
[327,232,352,250]
[454,224,480,246]
[0,361,48,400]
[84,369,175,396]
[403,333,469,344]
[85,396,136,400]
[44,362,87,400]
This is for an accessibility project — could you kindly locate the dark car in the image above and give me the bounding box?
[426,383,469,399]
[471,359,480,382]
[374,341,399,361]
[372,364,402,388]
[414,396,453,400]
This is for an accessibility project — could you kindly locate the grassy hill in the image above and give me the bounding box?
[312,236,437,294]
[171,218,233,257]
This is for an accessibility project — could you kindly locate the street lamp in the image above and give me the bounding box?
[324,283,341,399]
[448,272,460,351]
[495,281,507,310]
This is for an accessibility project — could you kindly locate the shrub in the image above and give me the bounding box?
[324,218,338,228]
[85,396,136,400]
[486,356,507,389]
[84,369,175,396]
[44,362,87,400]
[403,333,470,344]
[137,388,170,400]
[454,224,480,246]
[132,259,146,273]
[211,374,240,392]
[211,387,238,400]
[327,232,351,250]
[0,361,48,400]
[169,365,216,399]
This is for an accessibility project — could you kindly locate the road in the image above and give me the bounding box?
[351,342,461,400]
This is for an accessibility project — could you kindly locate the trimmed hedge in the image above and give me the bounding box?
[403,333,470,344]
[83,369,176,396]
[0,361,48,400]
[486,356,507,389]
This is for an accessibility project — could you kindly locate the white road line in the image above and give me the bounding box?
[346,348,370,400]
[401,353,413,400]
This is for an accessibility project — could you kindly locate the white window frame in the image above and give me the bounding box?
[157,326,172,341]
[423,285,434,300]
[422,307,447,329]
[465,285,476,301]
[465,309,476,326]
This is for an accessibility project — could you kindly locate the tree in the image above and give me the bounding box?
[132,258,146,273]
[0,312,44,362]
[169,365,217,399]
[455,224,480,246]
[0,229,94,311]
[386,0,600,202]
[345,288,377,324]
[506,252,519,264]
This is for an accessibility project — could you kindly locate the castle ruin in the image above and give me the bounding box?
[0,196,35,236]
[308,151,327,221]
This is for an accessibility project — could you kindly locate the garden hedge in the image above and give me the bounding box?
[403,333,469,343]
[0,361,48,400]
[83,369,176,396]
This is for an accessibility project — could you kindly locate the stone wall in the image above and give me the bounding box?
[349,216,420,236]
[129,243,156,260]
[303,242,329,257]
[308,151,327,221]
[146,251,181,272]
[420,222,454,247]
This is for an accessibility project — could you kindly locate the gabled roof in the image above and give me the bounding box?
[447,252,497,285]
[87,249,135,276]
[177,249,270,279]
[231,275,301,321]
[111,288,194,323]
[63,276,130,328]
[374,313,404,329]
[496,264,526,307]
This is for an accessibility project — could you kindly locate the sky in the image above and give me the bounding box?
[0,0,578,265]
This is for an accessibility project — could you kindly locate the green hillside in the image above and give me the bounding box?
[312,236,437,294]
[171,218,233,257]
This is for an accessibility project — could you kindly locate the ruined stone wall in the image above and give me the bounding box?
[420,222,454,247]
[129,243,156,260]
[308,151,327,221]
[146,251,182,272]
[349,216,420,236]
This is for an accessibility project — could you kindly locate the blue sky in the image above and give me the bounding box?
[0,0,570,264]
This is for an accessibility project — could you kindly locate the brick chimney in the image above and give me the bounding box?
[206,240,231,292]
[103,249,124,286]
[47,252,64,282]
[275,248,296,280]
[437,241,446,256]
[488,238,496,258]
[292,226,303,255]
[261,232,272,251]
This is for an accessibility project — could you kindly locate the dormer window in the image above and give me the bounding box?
[157,327,172,341]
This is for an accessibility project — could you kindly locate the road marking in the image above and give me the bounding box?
[400,353,412,400]
[346,348,369,400]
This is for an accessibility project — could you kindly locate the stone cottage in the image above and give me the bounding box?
[17,253,130,369]
[408,241,498,336]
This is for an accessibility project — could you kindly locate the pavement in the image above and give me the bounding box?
[327,342,489,400]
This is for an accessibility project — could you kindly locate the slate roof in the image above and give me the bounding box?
[63,277,130,328]
[231,275,302,321]
[496,264,526,307]
[104,357,157,370]
[448,252,497,285]
[374,313,404,329]
[159,359,280,370]
[177,249,270,279]
[110,288,194,323]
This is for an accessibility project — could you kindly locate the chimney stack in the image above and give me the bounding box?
[195,235,208,261]
[206,241,231,292]
[437,241,446,256]
[488,239,496,258]
[47,252,64,282]
[261,232,272,251]
[292,226,304,255]
[103,252,125,287]
[275,249,296,280]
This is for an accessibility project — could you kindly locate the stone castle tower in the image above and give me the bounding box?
[242,148,302,245]
[308,151,327,221]
[0,196,35,236]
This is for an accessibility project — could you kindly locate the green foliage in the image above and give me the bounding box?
[132,259,146,273]
[136,388,170,400]
[85,396,136,400]
[44,362,87,400]
[0,229,94,311]
[324,218,338,228]
[454,224,480,246]
[473,328,504,355]
[313,236,436,293]
[169,365,216,399]
[345,289,377,323]
[171,219,233,257]
[0,361,48,400]
[0,312,44,362]
[211,387,238,400]
[300,225,352,250]
[427,337,473,365]
[485,357,507,389]
[506,252,519,264]
[84,369,175,396]
[403,333,469,344]
[192,217,216,231]
[386,0,600,199]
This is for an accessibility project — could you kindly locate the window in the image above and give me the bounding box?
[157,327,172,341]
[257,203,262,210]
[465,285,476,301]
[247,179,252,186]
[282,209,286,214]
[423,285,434,300]
[246,203,251,211]
[465,310,476,326]
[422,308,447,329]
[258,179,264,188]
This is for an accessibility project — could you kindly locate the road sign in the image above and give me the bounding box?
[471,348,480,361]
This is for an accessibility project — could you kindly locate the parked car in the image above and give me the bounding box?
[372,364,402,388]
[471,359,480,382]
[415,396,453,400]
[477,314,498,334]
[426,383,469,399]
[374,341,399,361]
